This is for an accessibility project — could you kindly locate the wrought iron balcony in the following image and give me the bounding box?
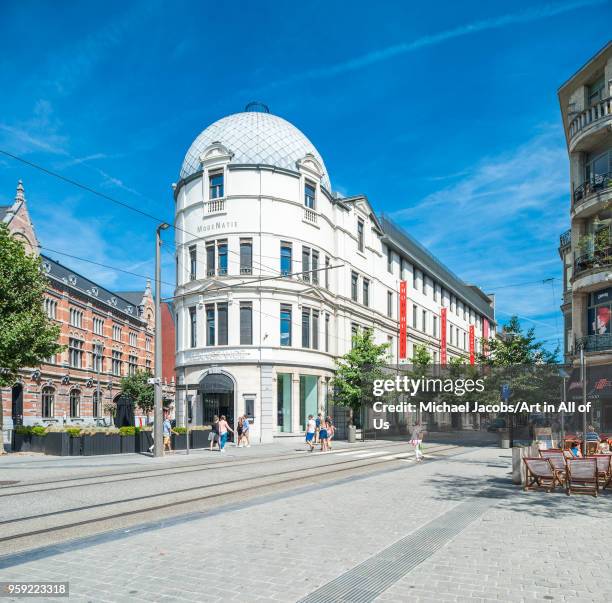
[574,229,612,276]
[559,229,571,248]
[573,172,612,208]
[576,334,612,352]
[568,96,612,142]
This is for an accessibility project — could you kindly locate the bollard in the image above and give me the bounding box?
[499,429,510,449]
[512,446,527,485]
[347,425,356,443]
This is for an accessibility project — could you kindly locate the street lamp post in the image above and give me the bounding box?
[154,222,170,458]
[580,344,587,457]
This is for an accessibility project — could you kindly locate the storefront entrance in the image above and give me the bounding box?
[199,372,235,433]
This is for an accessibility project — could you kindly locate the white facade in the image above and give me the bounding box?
[173,106,495,443]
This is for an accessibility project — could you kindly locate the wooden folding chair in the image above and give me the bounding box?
[523,457,560,492]
[592,454,612,489]
[566,458,598,496]
[540,450,568,483]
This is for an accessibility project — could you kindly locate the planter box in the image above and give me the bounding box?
[45,432,70,456]
[190,430,209,449]
[30,435,46,453]
[171,433,187,451]
[12,432,31,452]
[69,436,83,456]
[120,435,136,454]
[138,431,153,454]
[104,434,121,455]
[82,433,120,455]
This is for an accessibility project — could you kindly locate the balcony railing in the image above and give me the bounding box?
[559,229,571,248]
[574,231,612,276]
[206,198,226,213]
[569,96,612,141]
[304,207,317,224]
[573,172,612,208]
[576,334,612,353]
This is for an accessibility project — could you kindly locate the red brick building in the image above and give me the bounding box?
[1,181,175,433]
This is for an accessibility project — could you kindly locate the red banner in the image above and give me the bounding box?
[469,324,475,365]
[440,307,447,365]
[399,281,407,360]
[483,318,489,357]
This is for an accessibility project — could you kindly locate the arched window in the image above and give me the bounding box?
[92,390,101,418]
[41,387,54,418]
[70,389,80,418]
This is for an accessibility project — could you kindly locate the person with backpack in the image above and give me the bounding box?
[217,415,234,452]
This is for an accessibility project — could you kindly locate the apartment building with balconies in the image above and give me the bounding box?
[558,41,612,429]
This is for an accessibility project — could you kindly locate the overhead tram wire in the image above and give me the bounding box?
[0,149,284,278]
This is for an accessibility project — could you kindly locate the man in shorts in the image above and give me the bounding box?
[163,413,173,453]
[305,415,316,451]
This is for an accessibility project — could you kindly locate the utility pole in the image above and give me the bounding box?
[95,343,101,424]
[580,344,587,457]
[154,223,170,458]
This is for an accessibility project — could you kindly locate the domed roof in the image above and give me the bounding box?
[179,108,331,190]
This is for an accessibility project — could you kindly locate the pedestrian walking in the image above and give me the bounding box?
[241,414,251,447]
[163,413,173,453]
[218,415,234,452]
[410,421,425,462]
[315,413,322,443]
[305,414,316,451]
[209,415,220,452]
[319,418,329,452]
[326,417,335,450]
[236,415,244,447]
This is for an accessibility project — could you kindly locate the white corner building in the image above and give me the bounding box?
[173,104,496,443]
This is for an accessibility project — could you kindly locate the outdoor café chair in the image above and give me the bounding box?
[566,458,598,497]
[539,450,567,482]
[592,454,612,489]
[523,458,560,492]
[586,441,599,456]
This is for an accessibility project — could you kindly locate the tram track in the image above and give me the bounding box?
[0,443,460,550]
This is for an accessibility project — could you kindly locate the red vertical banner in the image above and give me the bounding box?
[399,281,407,360]
[440,307,447,365]
[483,318,489,357]
[469,325,475,365]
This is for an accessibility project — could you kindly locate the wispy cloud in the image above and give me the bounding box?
[388,125,569,349]
[260,0,604,90]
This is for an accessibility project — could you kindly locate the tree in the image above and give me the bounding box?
[0,225,62,448]
[332,330,390,425]
[120,370,154,416]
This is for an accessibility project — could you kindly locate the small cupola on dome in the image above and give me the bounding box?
[179,106,331,190]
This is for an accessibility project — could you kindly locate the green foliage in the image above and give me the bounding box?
[31,425,47,436]
[103,402,117,417]
[65,427,81,437]
[0,224,63,388]
[15,425,32,435]
[119,426,136,436]
[120,370,153,415]
[332,329,390,423]
[478,316,558,366]
[173,426,187,434]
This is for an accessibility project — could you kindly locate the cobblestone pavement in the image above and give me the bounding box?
[1,445,611,602]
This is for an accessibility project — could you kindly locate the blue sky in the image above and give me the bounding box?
[1,0,611,352]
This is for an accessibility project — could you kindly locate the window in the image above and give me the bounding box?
[387,291,393,318]
[363,279,370,307]
[128,355,138,375]
[302,247,311,282]
[93,317,104,336]
[44,298,57,319]
[111,350,122,376]
[129,331,137,347]
[69,338,83,368]
[304,181,316,209]
[357,218,364,252]
[240,302,252,345]
[413,269,418,289]
[325,313,330,353]
[311,250,319,285]
[433,284,438,303]
[302,308,311,348]
[587,287,612,336]
[281,243,292,276]
[189,245,197,280]
[325,256,330,289]
[433,315,438,338]
[209,171,224,199]
[585,149,612,183]
[240,239,252,275]
[206,304,215,346]
[217,240,228,276]
[189,306,197,348]
[280,304,292,346]
[463,332,467,351]
[145,337,151,352]
[312,310,319,350]
[422,310,427,333]
[112,325,122,342]
[92,345,103,372]
[41,387,54,418]
[217,303,228,345]
[351,323,359,347]
[387,246,393,273]
[413,304,417,328]
[277,373,292,433]
[351,272,358,302]
[588,75,605,107]
[145,359,151,372]
[69,308,83,328]
[206,243,215,276]
[92,390,101,418]
[422,275,426,295]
